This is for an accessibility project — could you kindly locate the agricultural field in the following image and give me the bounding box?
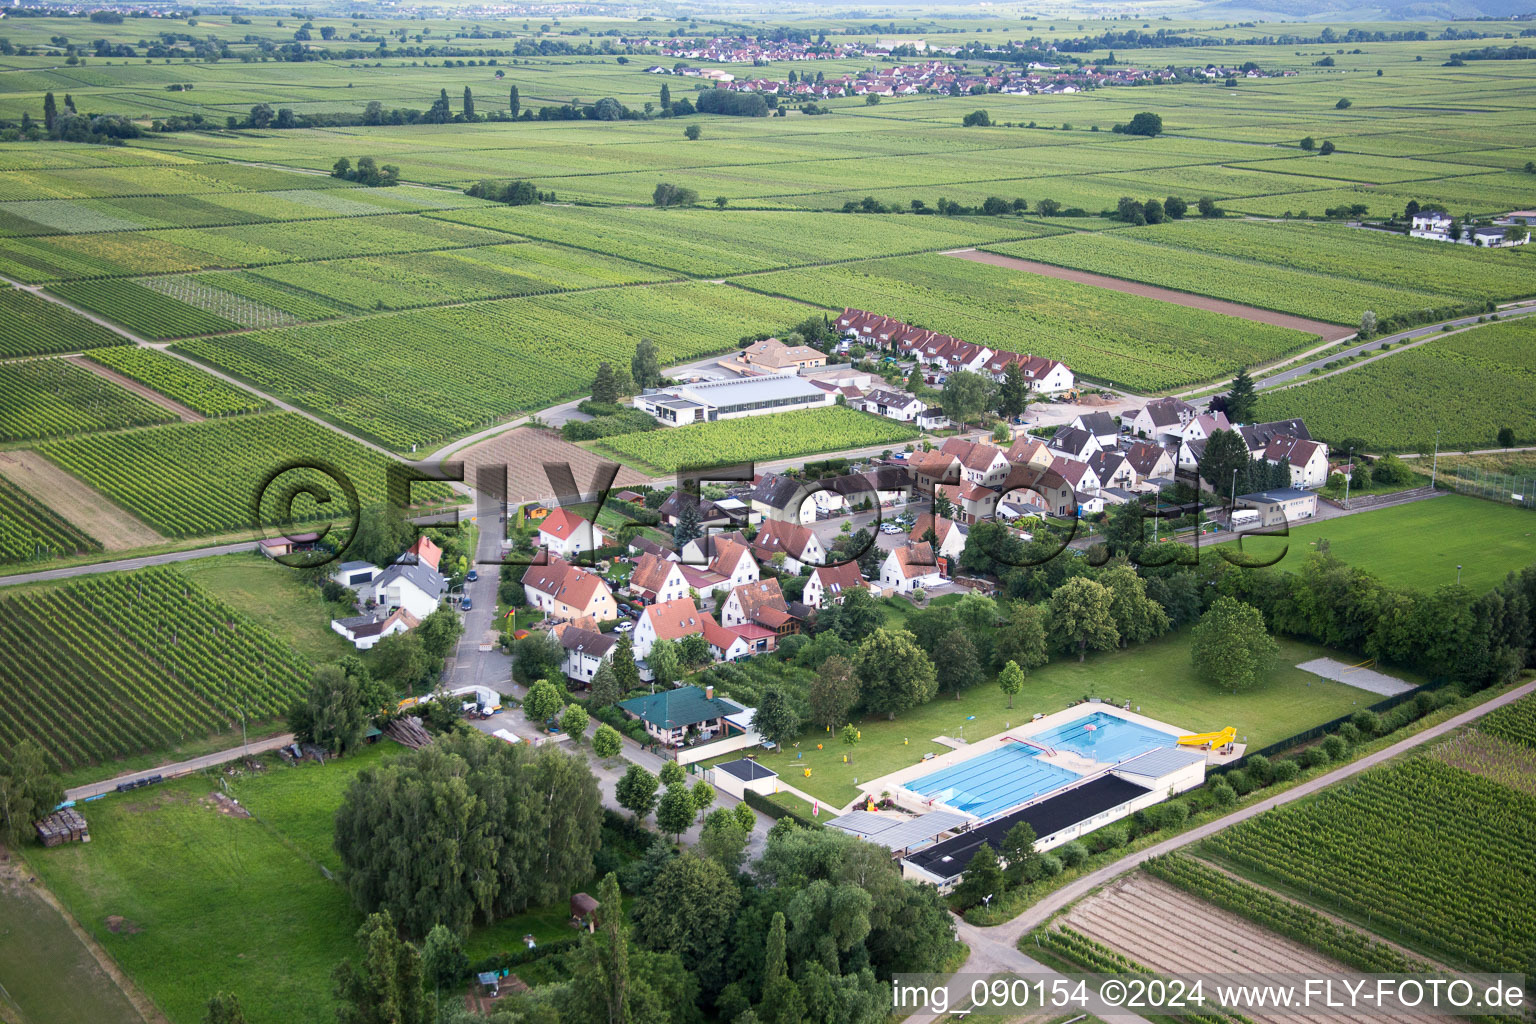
[986,230,1470,326]
[0,283,124,357]
[36,412,456,537]
[431,204,1063,277]
[0,357,174,442]
[1430,730,1536,798]
[84,347,269,417]
[175,283,808,449]
[1253,317,1536,453]
[595,405,921,472]
[0,474,100,565]
[743,253,1317,391]
[0,565,310,770]
[1478,691,1536,750]
[50,279,241,338]
[1203,758,1536,974]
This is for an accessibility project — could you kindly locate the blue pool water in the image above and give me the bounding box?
[909,743,1079,818]
[1032,711,1178,763]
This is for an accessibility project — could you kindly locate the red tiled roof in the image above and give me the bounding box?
[643,597,704,640]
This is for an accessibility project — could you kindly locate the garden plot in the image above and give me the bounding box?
[1058,874,1444,1024]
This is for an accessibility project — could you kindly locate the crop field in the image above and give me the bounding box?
[183,270,350,322]
[0,474,100,565]
[50,280,242,338]
[0,283,124,357]
[986,232,1468,326]
[84,347,269,417]
[138,275,304,329]
[1479,692,1536,750]
[36,412,455,537]
[0,357,174,442]
[242,242,672,312]
[175,283,808,449]
[595,405,921,471]
[431,204,1064,277]
[743,253,1317,391]
[0,565,310,770]
[1430,731,1536,798]
[1253,317,1536,453]
[1203,759,1536,974]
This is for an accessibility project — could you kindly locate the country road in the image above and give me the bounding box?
[900,677,1536,1023]
[65,732,295,801]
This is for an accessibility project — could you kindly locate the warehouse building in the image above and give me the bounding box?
[636,375,833,427]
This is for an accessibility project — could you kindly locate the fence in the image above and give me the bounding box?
[1437,466,1536,509]
[742,787,822,829]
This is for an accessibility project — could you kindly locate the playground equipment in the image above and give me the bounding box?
[1178,727,1237,751]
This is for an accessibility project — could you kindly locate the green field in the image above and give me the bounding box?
[177,553,357,665]
[84,347,269,417]
[1235,494,1536,592]
[733,629,1387,807]
[1253,317,1536,453]
[0,473,100,565]
[595,405,921,472]
[0,357,174,441]
[0,284,125,357]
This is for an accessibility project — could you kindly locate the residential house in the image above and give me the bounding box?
[1053,457,1101,496]
[633,596,705,659]
[940,437,1012,487]
[1263,435,1330,489]
[617,683,738,745]
[1123,442,1176,487]
[678,530,750,567]
[1236,488,1318,527]
[558,626,617,685]
[909,450,961,493]
[368,562,447,620]
[1006,437,1054,470]
[909,513,967,561]
[1123,397,1196,443]
[719,578,795,638]
[1069,412,1121,448]
[749,473,813,525]
[331,608,420,651]
[862,465,913,506]
[934,480,998,523]
[741,336,828,373]
[1239,419,1311,455]
[862,388,925,422]
[881,540,943,594]
[999,463,1076,518]
[629,552,689,605]
[709,537,761,587]
[1175,411,1231,445]
[1047,425,1101,463]
[700,612,753,661]
[803,561,868,610]
[398,535,442,571]
[538,509,604,560]
[522,558,620,623]
[1088,450,1135,490]
[657,490,731,530]
[751,519,825,573]
[628,535,673,561]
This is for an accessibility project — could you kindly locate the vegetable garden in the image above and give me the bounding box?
[37,412,456,537]
[596,405,920,472]
[0,566,310,770]
[0,474,100,565]
[1253,317,1536,452]
[0,358,174,442]
[1202,758,1536,974]
[85,347,269,417]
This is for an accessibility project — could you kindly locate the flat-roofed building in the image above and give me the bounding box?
[636,375,834,426]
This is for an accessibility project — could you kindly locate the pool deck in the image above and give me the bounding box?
[860,702,1203,819]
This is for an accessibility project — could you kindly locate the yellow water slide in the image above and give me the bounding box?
[1177,727,1237,749]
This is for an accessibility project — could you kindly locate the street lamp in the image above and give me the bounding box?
[1230,467,1238,513]
[1343,447,1354,505]
[1431,428,1441,488]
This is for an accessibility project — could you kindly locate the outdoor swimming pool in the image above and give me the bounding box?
[1033,711,1179,763]
[909,743,1079,819]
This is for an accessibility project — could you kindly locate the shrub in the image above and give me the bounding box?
[1057,841,1088,867]
[1351,710,1380,735]
[1336,722,1362,745]
[1208,780,1237,807]
[1086,824,1128,853]
[1244,754,1273,787]
[1038,854,1063,877]
[1320,734,1348,760]
[1298,746,1330,769]
[1272,759,1301,783]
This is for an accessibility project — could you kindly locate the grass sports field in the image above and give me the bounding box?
[1235,494,1536,592]
[732,627,1388,807]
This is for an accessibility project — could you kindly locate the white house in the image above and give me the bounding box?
[558,626,617,685]
[538,509,603,560]
[1068,412,1120,448]
[1047,425,1101,464]
[940,437,1012,487]
[1410,211,1453,239]
[1123,397,1195,443]
[719,578,791,631]
[331,608,419,651]
[1263,435,1331,489]
[629,552,689,605]
[633,596,704,659]
[708,537,760,588]
[750,519,825,574]
[368,562,447,620]
[802,561,868,610]
[700,612,753,662]
[908,513,967,561]
[862,389,925,422]
[881,541,943,594]
[1122,441,1176,486]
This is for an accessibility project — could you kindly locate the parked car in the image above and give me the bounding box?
[614,621,634,632]
[466,569,478,582]
[879,523,902,535]
[460,596,473,611]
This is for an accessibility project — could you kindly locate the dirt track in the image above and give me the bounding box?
[66,356,203,423]
[0,449,164,550]
[949,249,1354,342]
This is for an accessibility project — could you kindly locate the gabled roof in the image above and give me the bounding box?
[618,684,734,729]
[908,449,960,480]
[399,535,442,571]
[1049,425,1096,456]
[658,490,722,522]
[1263,434,1324,467]
[753,519,819,561]
[729,578,788,623]
[559,627,616,658]
[750,473,803,511]
[628,535,673,559]
[372,561,447,599]
[1054,458,1093,488]
[1089,449,1127,479]
[630,552,681,596]
[1241,419,1311,450]
[909,513,962,548]
[1123,441,1171,477]
[539,508,590,541]
[889,541,939,578]
[810,561,866,597]
[1073,411,1119,437]
[700,612,746,652]
[335,607,420,639]
[1007,437,1052,466]
[940,437,1006,472]
[863,465,912,491]
[708,537,755,577]
[864,388,920,409]
[522,557,611,611]
[1142,396,1194,428]
[642,597,703,641]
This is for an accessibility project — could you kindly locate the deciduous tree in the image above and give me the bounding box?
[593,723,623,758]
[616,763,660,821]
[809,655,859,731]
[1191,596,1279,691]
[854,628,937,718]
[332,910,432,1024]
[1047,577,1120,661]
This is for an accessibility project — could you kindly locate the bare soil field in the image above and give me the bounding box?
[0,450,164,550]
[452,426,651,505]
[66,355,203,423]
[1059,873,1443,1024]
[950,249,1354,343]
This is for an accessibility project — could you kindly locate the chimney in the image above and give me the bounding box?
[705,685,715,701]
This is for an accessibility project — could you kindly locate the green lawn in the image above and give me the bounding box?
[1232,494,1536,592]
[743,629,1395,808]
[177,552,356,664]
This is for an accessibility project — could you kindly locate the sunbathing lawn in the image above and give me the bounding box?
[1227,494,1536,593]
[724,630,1409,809]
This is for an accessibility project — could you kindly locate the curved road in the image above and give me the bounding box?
[903,677,1536,1023]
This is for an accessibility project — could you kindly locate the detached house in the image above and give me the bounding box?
[332,607,420,651]
[751,519,825,573]
[1047,425,1101,464]
[633,596,704,660]
[1240,419,1311,455]
[369,562,447,620]
[862,389,925,422]
[940,437,1011,487]
[708,537,760,588]
[398,535,443,571]
[803,561,868,610]
[538,509,603,560]
[1122,442,1176,487]
[741,336,828,374]
[630,552,689,606]
[558,626,617,685]
[1069,412,1121,448]
[1123,397,1196,443]
[909,450,961,493]
[1263,435,1330,489]
[999,463,1076,518]
[881,540,943,594]
[700,612,754,661]
[909,513,967,561]
[522,558,620,623]
[749,473,812,525]
[719,578,795,638]
[618,683,740,746]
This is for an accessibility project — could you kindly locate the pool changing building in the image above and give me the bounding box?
[635,375,833,427]
[899,746,1209,888]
